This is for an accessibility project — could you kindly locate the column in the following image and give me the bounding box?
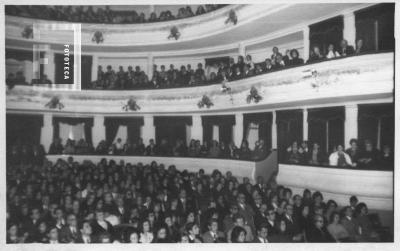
[147,53,154,81]
[326,121,329,152]
[344,105,358,147]
[212,125,220,141]
[238,42,246,57]
[376,118,381,150]
[43,50,55,84]
[271,111,277,149]
[91,55,99,82]
[186,125,191,146]
[141,115,155,145]
[303,27,310,62]
[343,12,356,47]
[92,115,105,147]
[303,109,308,141]
[233,113,244,147]
[40,113,54,153]
[190,115,203,143]
[149,5,155,13]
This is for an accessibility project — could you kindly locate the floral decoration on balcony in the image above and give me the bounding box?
[45,96,64,110]
[92,31,104,44]
[246,86,262,104]
[21,25,33,39]
[197,95,214,109]
[168,26,181,40]
[122,98,141,111]
[225,10,238,25]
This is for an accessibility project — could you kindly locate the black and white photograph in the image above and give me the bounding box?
[1,1,398,250]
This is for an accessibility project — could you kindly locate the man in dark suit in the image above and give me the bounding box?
[59,213,80,243]
[76,220,93,244]
[202,219,226,243]
[176,189,195,217]
[46,226,60,244]
[254,203,269,229]
[339,39,355,57]
[307,214,335,242]
[91,210,114,241]
[223,204,239,232]
[115,196,129,223]
[22,207,42,243]
[282,204,303,241]
[253,176,267,198]
[265,207,279,237]
[242,64,254,78]
[145,139,158,156]
[231,66,243,80]
[340,206,361,242]
[253,223,270,243]
[236,192,255,232]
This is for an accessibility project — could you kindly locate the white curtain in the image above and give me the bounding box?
[212,125,219,141]
[186,125,192,146]
[59,122,85,142]
[246,122,259,150]
[113,125,128,143]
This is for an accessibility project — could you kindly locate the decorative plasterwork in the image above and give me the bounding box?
[5,5,291,47]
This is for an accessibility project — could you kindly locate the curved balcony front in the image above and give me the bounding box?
[5,5,280,47]
[6,52,394,115]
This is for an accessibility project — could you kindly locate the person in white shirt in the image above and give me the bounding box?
[329,145,354,167]
[245,54,255,70]
[326,44,340,59]
[114,138,124,153]
[139,220,154,243]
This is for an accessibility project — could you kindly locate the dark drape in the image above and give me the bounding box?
[202,115,236,144]
[154,116,192,145]
[104,117,144,144]
[308,107,344,153]
[52,117,93,144]
[203,124,212,144]
[81,55,93,90]
[355,3,395,52]
[205,56,230,67]
[358,103,394,149]
[55,52,74,84]
[276,110,303,162]
[202,115,235,126]
[219,124,233,145]
[6,114,43,147]
[309,16,343,55]
[244,112,273,150]
[203,124,233,145]
[6,48,33,61]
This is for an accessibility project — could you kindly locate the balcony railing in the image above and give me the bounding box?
[6,52,394,114]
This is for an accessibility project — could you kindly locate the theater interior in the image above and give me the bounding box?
[5,3,395,245]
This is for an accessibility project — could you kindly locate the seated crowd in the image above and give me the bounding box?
[5,40,368,90]
[285,138,393,170]
[7,156,391,243]
[5,5,226,24]
[90,39,365,90]
[36,137,268,161]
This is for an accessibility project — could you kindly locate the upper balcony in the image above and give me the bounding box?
[6,3,367,53]
[6,52,394,115]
